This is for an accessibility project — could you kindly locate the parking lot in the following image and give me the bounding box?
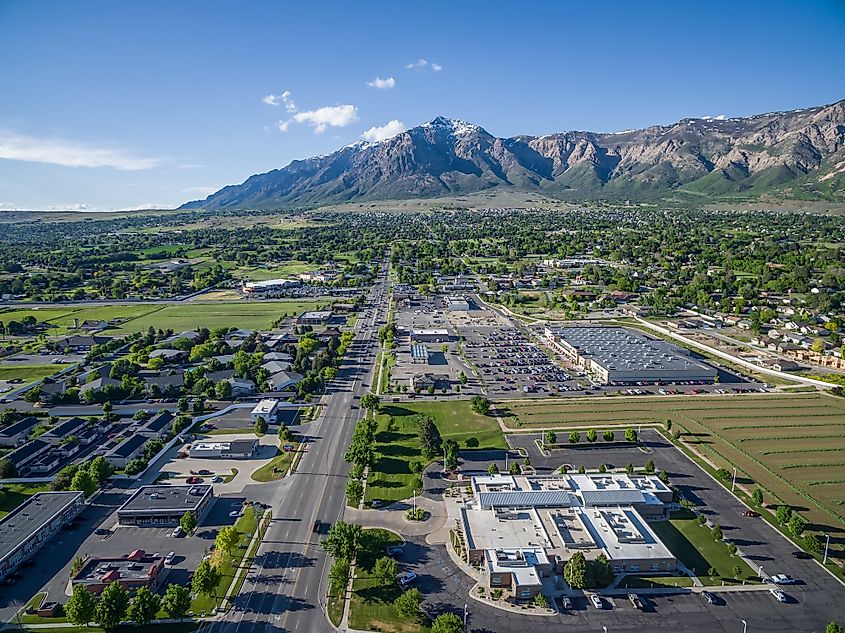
[408,429,845,632]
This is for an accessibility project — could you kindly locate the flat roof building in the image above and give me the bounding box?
[410,343,429,364]
[117,485,213,527]
[72,550,165,595]
[251,398,280,422]
[410,328,450,343]
[189,438,259,459]
[297,310,333,325]
[443,296,470,311]
[458,474,676,600]
[545,326,717,384]
[0,492,84,580]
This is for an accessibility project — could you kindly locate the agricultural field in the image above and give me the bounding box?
[501,393,845,545]
[106,300,328,334]
[0,304,161,335]
[366,400,506,504]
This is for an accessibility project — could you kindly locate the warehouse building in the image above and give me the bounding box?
[410,328,450,343]
[458,474,676,600]
[117,485,213,527]
[0,492,84,580]
[545,326,717,384]
[189,438,259,459]
[443,296,470,311]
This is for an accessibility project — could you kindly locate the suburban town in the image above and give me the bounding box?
[3,2,845,632]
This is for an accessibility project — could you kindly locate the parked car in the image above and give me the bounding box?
[229,510,243,518]
[770,574,797,585]
[628,593,643,609]
[397,571,417,588]
[171,526,184,538]
[558,596,573,610]
[769,588,788,603]
[211,476,223,483]
[702,591,716,605]
[165,552,176,565]
[590,594,603,609]
[743,510,760,517]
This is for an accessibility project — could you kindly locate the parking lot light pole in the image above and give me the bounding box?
[463,603,468,630]
[823,534,830,564]
[731,467,737,492]
[603,627,608,633]
[741,619,747,633]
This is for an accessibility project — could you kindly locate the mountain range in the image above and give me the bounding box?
[181,99,845,209]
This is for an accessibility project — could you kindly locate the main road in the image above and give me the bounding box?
[202,266,390,633]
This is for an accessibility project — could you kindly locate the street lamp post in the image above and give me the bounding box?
[824,534,830,564]
[731,466,737,492]
[413,489,416,514]
[463,603,468,630]
[741,619,747,633]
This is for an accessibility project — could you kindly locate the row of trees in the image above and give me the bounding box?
[65,582,190,627]
[544,427,639,445]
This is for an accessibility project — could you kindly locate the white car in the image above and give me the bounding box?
[770,574,797,585]
[590,594,603,609]
[769,588,788,603]
[164,551,176,565]
[170,526,184,538]
[229,510,243,518]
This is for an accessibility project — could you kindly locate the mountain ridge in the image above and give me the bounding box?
[181,100,845,209]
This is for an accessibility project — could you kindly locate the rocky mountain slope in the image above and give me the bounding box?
[182,100,845,209]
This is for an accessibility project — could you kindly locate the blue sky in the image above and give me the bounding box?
[1,0,844,211]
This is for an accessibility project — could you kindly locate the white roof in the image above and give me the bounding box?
[251,399,279,415]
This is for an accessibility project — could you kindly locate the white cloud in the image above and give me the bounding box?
[367,76,396,89]
[406,58,442,71]
[292,105,358,134]
[181,186,218,196]
[361,120,406,143]
[0,130,159,170]
[276,120,292,132]
[262,90,297,112]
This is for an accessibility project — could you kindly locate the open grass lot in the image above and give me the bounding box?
[232,261,314,281]
[366,401,506,504]
[348,529,429,633]
[502,393,845,556]
[18,626,198,633]
[107,300,327,334]
[650,510,756,584]
[0,482,51,519]
[191,505,260,614]
[0,304,161,334]
[0,363,69,383]
[250,444,300,482]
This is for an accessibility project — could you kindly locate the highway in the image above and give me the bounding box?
[202,266,390,633]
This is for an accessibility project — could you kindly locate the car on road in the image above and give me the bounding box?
[95,528,111,536]
[702,591,716,604]
[211,476,223,483]
[769,574,797,585]
[589,594,603,609]
[742,510,760,517]
[769,588,788,602]
[628,593,643,609]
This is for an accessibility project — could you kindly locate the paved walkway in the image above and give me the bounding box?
[343,495,446,537]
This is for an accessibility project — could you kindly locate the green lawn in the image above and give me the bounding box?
[18,625,198,633]
[191,505,261,614]
[651,510,757,583]
[107,300,326,334]
[0,363,69,383]
[250,444,300,482]
[618,575,695,589]
[0,482,52,519]
[365,402,506,504]
[348,529,429,633]
[233,261,314,281]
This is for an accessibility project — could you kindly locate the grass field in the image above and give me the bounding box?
[348,529,429,633]
[651,510,756,584]
[0,482,52,519]
[107,300,327,334]
[191,505,260,614]
[232,261,314,281]
[365,401,506,504]
[502,393,845,556]
[0,363,69,384]
[0,304,161,334]
[250,444,300,482]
